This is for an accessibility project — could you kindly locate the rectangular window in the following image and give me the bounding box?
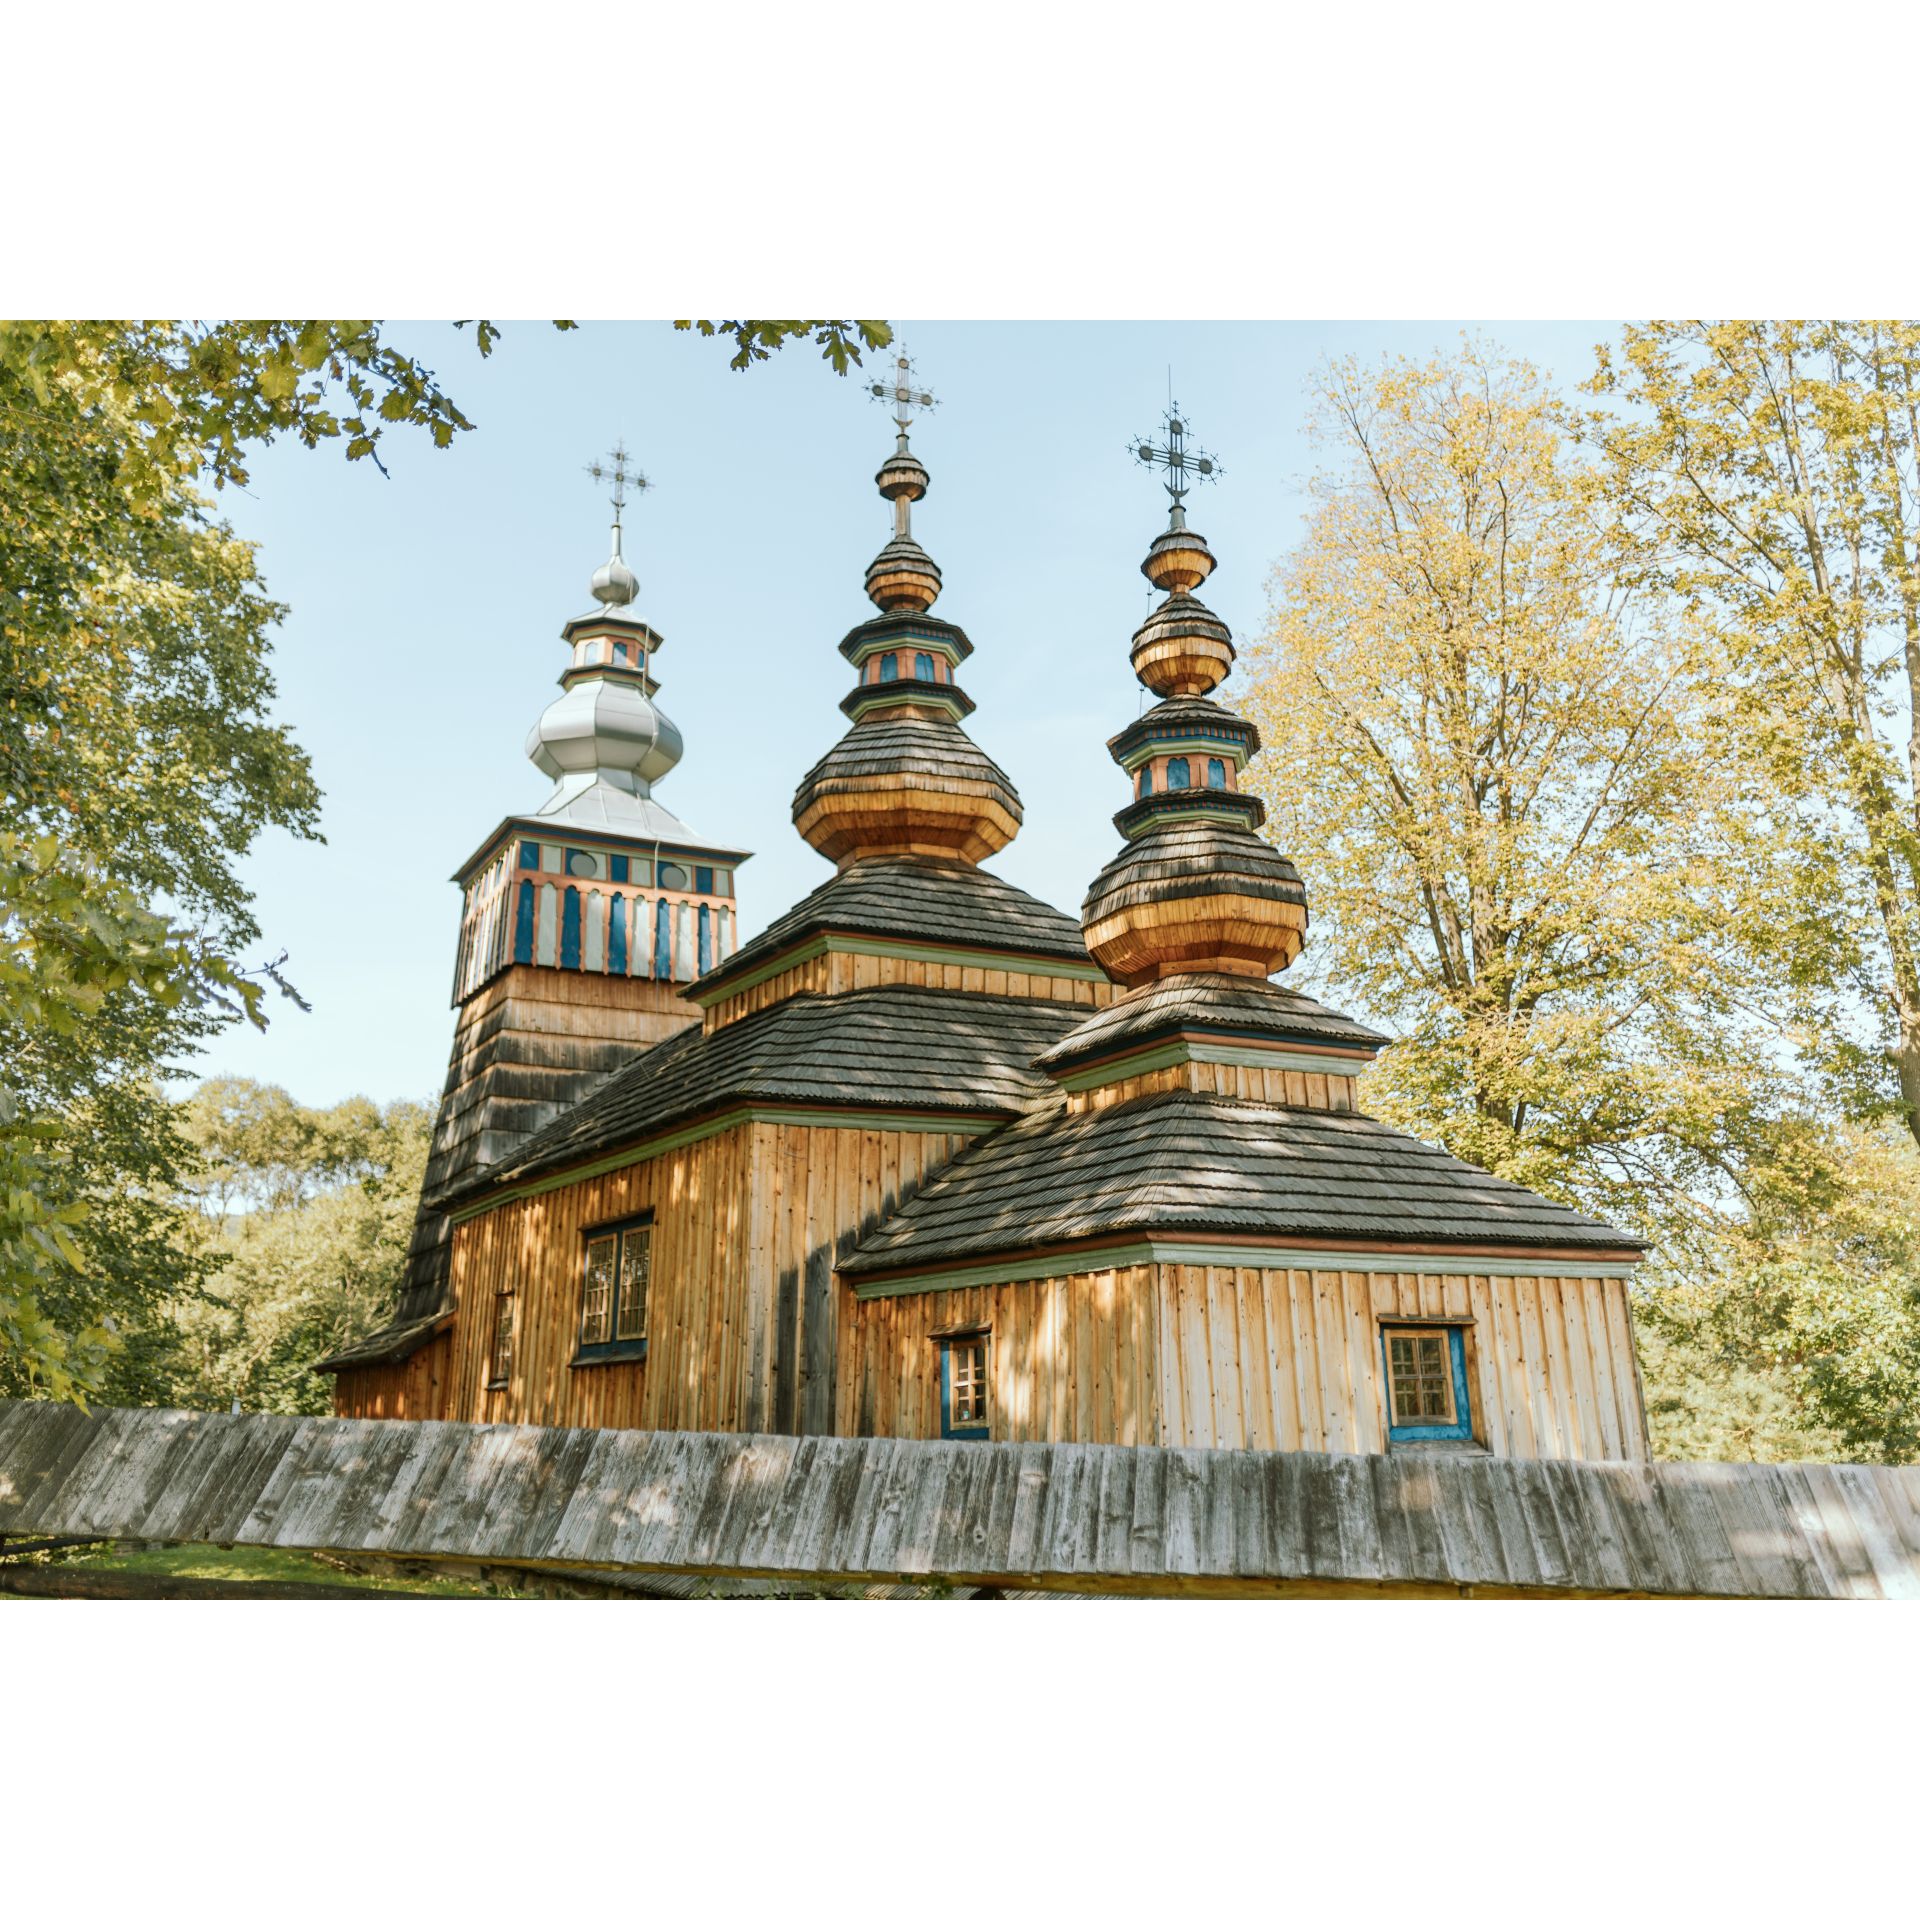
[1380,1324,1472,1441]
[581,1233,616,1346]
[939,1333,990,1439]
[615,1227,650,1341]
[488,1292,515,1389]
[611,854,629,884]
[694,866,714,894]
[575,1216,653,1363]
[519,840,541,870]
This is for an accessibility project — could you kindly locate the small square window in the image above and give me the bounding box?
[694,866,714,894]
[940,1333,990,1439]
[1381,1325,1472,1440]
[519,840,541,870]
[487,1292,516,1389]
[611,854,629,884]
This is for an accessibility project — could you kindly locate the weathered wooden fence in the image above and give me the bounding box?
[3,1400,1917,1597]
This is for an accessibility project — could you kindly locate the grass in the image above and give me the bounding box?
[37,1541,509,1596]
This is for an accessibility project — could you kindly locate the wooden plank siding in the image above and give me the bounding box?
[328,1334,453,1423]
[840,1264,1649,1462]
[704,949,1116,1032]
[435,1120,980,1437]
[1065,1062,1358,1114]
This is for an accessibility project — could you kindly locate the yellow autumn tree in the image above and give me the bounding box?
[1239,342,1809,1247]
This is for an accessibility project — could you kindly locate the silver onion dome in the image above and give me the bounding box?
[527,674,683,793]
[591,522,641,609]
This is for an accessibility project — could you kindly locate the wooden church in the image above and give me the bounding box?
[317,371,1653,1466]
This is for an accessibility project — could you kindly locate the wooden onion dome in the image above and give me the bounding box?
[1082,482,1309,986]
[792,427,1022,868]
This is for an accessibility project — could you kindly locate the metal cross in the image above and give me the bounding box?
[585,439,651,525]
[1128,403,1220,508]
[868,351,937,436]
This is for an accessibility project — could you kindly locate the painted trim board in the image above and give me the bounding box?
[848,1239,1642,1299]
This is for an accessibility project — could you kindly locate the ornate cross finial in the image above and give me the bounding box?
[585,439,651,527]
[868,351,937,443]
[1129,401,1221,521]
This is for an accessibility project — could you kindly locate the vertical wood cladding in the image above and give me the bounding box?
[328,1334,453,1422]
[439,1120,977,1436]
[703,950,1116,1032]
[841,1265,1649,1463]
[1065,1062,1358,1114]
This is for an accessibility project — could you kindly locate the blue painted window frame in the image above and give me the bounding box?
[937,1333,991,1440]
[518,840,541,870]
[879,653,899,682]
[611,854,629,884]
[914,651,936,681]
[1168,757,1191,790]
[654,898,671,979]
[694,866,714,895]
[697,902,712,974]
[1139,764,1153,796]
[574,1212,654,1365]
[1207,757,1227,789]
[560,886,582,968]
[1380,1324,1474,1441]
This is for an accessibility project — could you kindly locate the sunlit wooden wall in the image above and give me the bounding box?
[839,1265,1650,1462]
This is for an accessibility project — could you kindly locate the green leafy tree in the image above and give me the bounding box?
[168,1078,432,1416]
[2,318,891,1403]
[1591,322,1920,1141]
[1239,343,1809,1250]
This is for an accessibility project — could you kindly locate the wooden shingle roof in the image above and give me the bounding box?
[444,986,1087,1205]
[695,854,1093,999]
[1033,972,1389,1074]
[789,715,1022,829]
[838,1090,1646,1275]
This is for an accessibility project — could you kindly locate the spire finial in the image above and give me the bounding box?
[585,439,649,609]
[865,347,942,610]
[1129,398,1221,528]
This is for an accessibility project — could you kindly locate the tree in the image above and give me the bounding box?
[1592,322,1920,1145]
[2,318,892,1403]
[167,1078,433,1416]
[1238,342,1805,1247]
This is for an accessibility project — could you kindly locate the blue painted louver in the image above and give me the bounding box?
[560,887,581,969]
[609,894,627,975]
[697,902,712,975]
[654,898,671,979]
[513,880,535,964]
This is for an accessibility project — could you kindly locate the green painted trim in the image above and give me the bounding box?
[1121,803,1253,840]
[848,1239,1641,1299]
[689,930,1105,1004]
[1051,1036,1371,1093]
[447,1104,1004,1226]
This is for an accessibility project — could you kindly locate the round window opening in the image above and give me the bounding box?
[657,861,690,891]
[565,849,600,878]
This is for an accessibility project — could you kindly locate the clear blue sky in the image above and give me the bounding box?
[184,320,1617,1109]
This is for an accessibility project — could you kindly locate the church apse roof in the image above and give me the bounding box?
[837,1091,1648,1281]
[442,984,1090,1207]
